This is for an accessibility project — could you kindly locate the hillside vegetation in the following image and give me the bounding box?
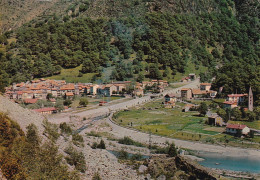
[0,0,259,104]
[0,113,79,179]
[1,0,220,32]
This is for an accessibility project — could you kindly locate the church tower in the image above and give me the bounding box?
[248,87,253,111]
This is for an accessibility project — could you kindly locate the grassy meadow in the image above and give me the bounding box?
[113,99,260,148]
[46,65,96,83]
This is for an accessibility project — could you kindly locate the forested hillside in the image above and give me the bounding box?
[0,0,259,104]
[0,113,79,179]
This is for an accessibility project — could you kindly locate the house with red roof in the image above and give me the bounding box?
[223,101,238,109]
[164,94,176,108]
[65,92,74,99]
[24,98,38,104]
[223,93,247,109]
[226,124,250,136]
[33,107,57,114]
[227,94,247,105]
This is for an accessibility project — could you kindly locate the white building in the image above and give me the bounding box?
[226,124,250,136]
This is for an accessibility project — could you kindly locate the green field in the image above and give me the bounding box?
[114,100,220,138]
[46,65,96,83]
[113,100,260,148]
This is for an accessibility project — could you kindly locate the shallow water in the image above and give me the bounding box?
[197,152,260,173]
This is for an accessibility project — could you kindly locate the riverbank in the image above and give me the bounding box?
[182,152,260,179]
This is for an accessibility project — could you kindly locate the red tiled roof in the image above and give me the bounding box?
[24,99,38,104]
[66,92,74,96]
[228,94,247,97]
[226,124,247,130]
[17,91,23,95]
[192,89,206,95]
[200,83,211,86]
[181,88,191,91]
[223,101,237,105]
[33,107,56,113]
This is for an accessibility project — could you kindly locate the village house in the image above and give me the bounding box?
[181,88,192,100]
[192,89,207,99]
[226,124,250,136]
[164,94,177,108]
[200,83,211,91]
[227,94,247,105]
[33,107,57,115]
[223,101,238,109]
[133,88,144,97]
[90,84,99,95]
[182,104,196,112]
[222,93,247,109]
[208,114,225,126]
[23,98,38,104]
[96,84,117,96]
[192,89,218,99]
[65,92,74,99]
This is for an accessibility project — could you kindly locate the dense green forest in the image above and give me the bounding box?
[0,0,259,104]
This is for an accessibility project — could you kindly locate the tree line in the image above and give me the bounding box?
[0,0,259,105]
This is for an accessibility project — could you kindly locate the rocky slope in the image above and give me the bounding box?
[0,0,75,31]
[1,0,220,32]
[0,95,45,134]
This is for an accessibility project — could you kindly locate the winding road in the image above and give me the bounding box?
[48,79,260,158]
[105,114,260,158]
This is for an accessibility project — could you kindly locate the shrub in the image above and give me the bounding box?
[86,131,101,137]
[79,97,88,107]
[43,120,60,142]
[118,136,143,147]
[131,153,142,161]
[59,122,72,135]
[97,139,106,149]
[72,134,83,142]
[64,146,86,173]
[168,143,177,157]
[118,150,129,160]
[78,72,83,77]
[91,142,98,149]
[64,99,72,106]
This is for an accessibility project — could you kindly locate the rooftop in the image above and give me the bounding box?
[226,124,247,130]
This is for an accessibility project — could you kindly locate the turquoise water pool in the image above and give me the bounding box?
[197,152,260,173]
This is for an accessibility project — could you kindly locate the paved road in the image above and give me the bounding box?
[48,79,200,124]
[104,113,260,158]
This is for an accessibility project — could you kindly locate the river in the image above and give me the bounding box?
[197,152,260,173]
